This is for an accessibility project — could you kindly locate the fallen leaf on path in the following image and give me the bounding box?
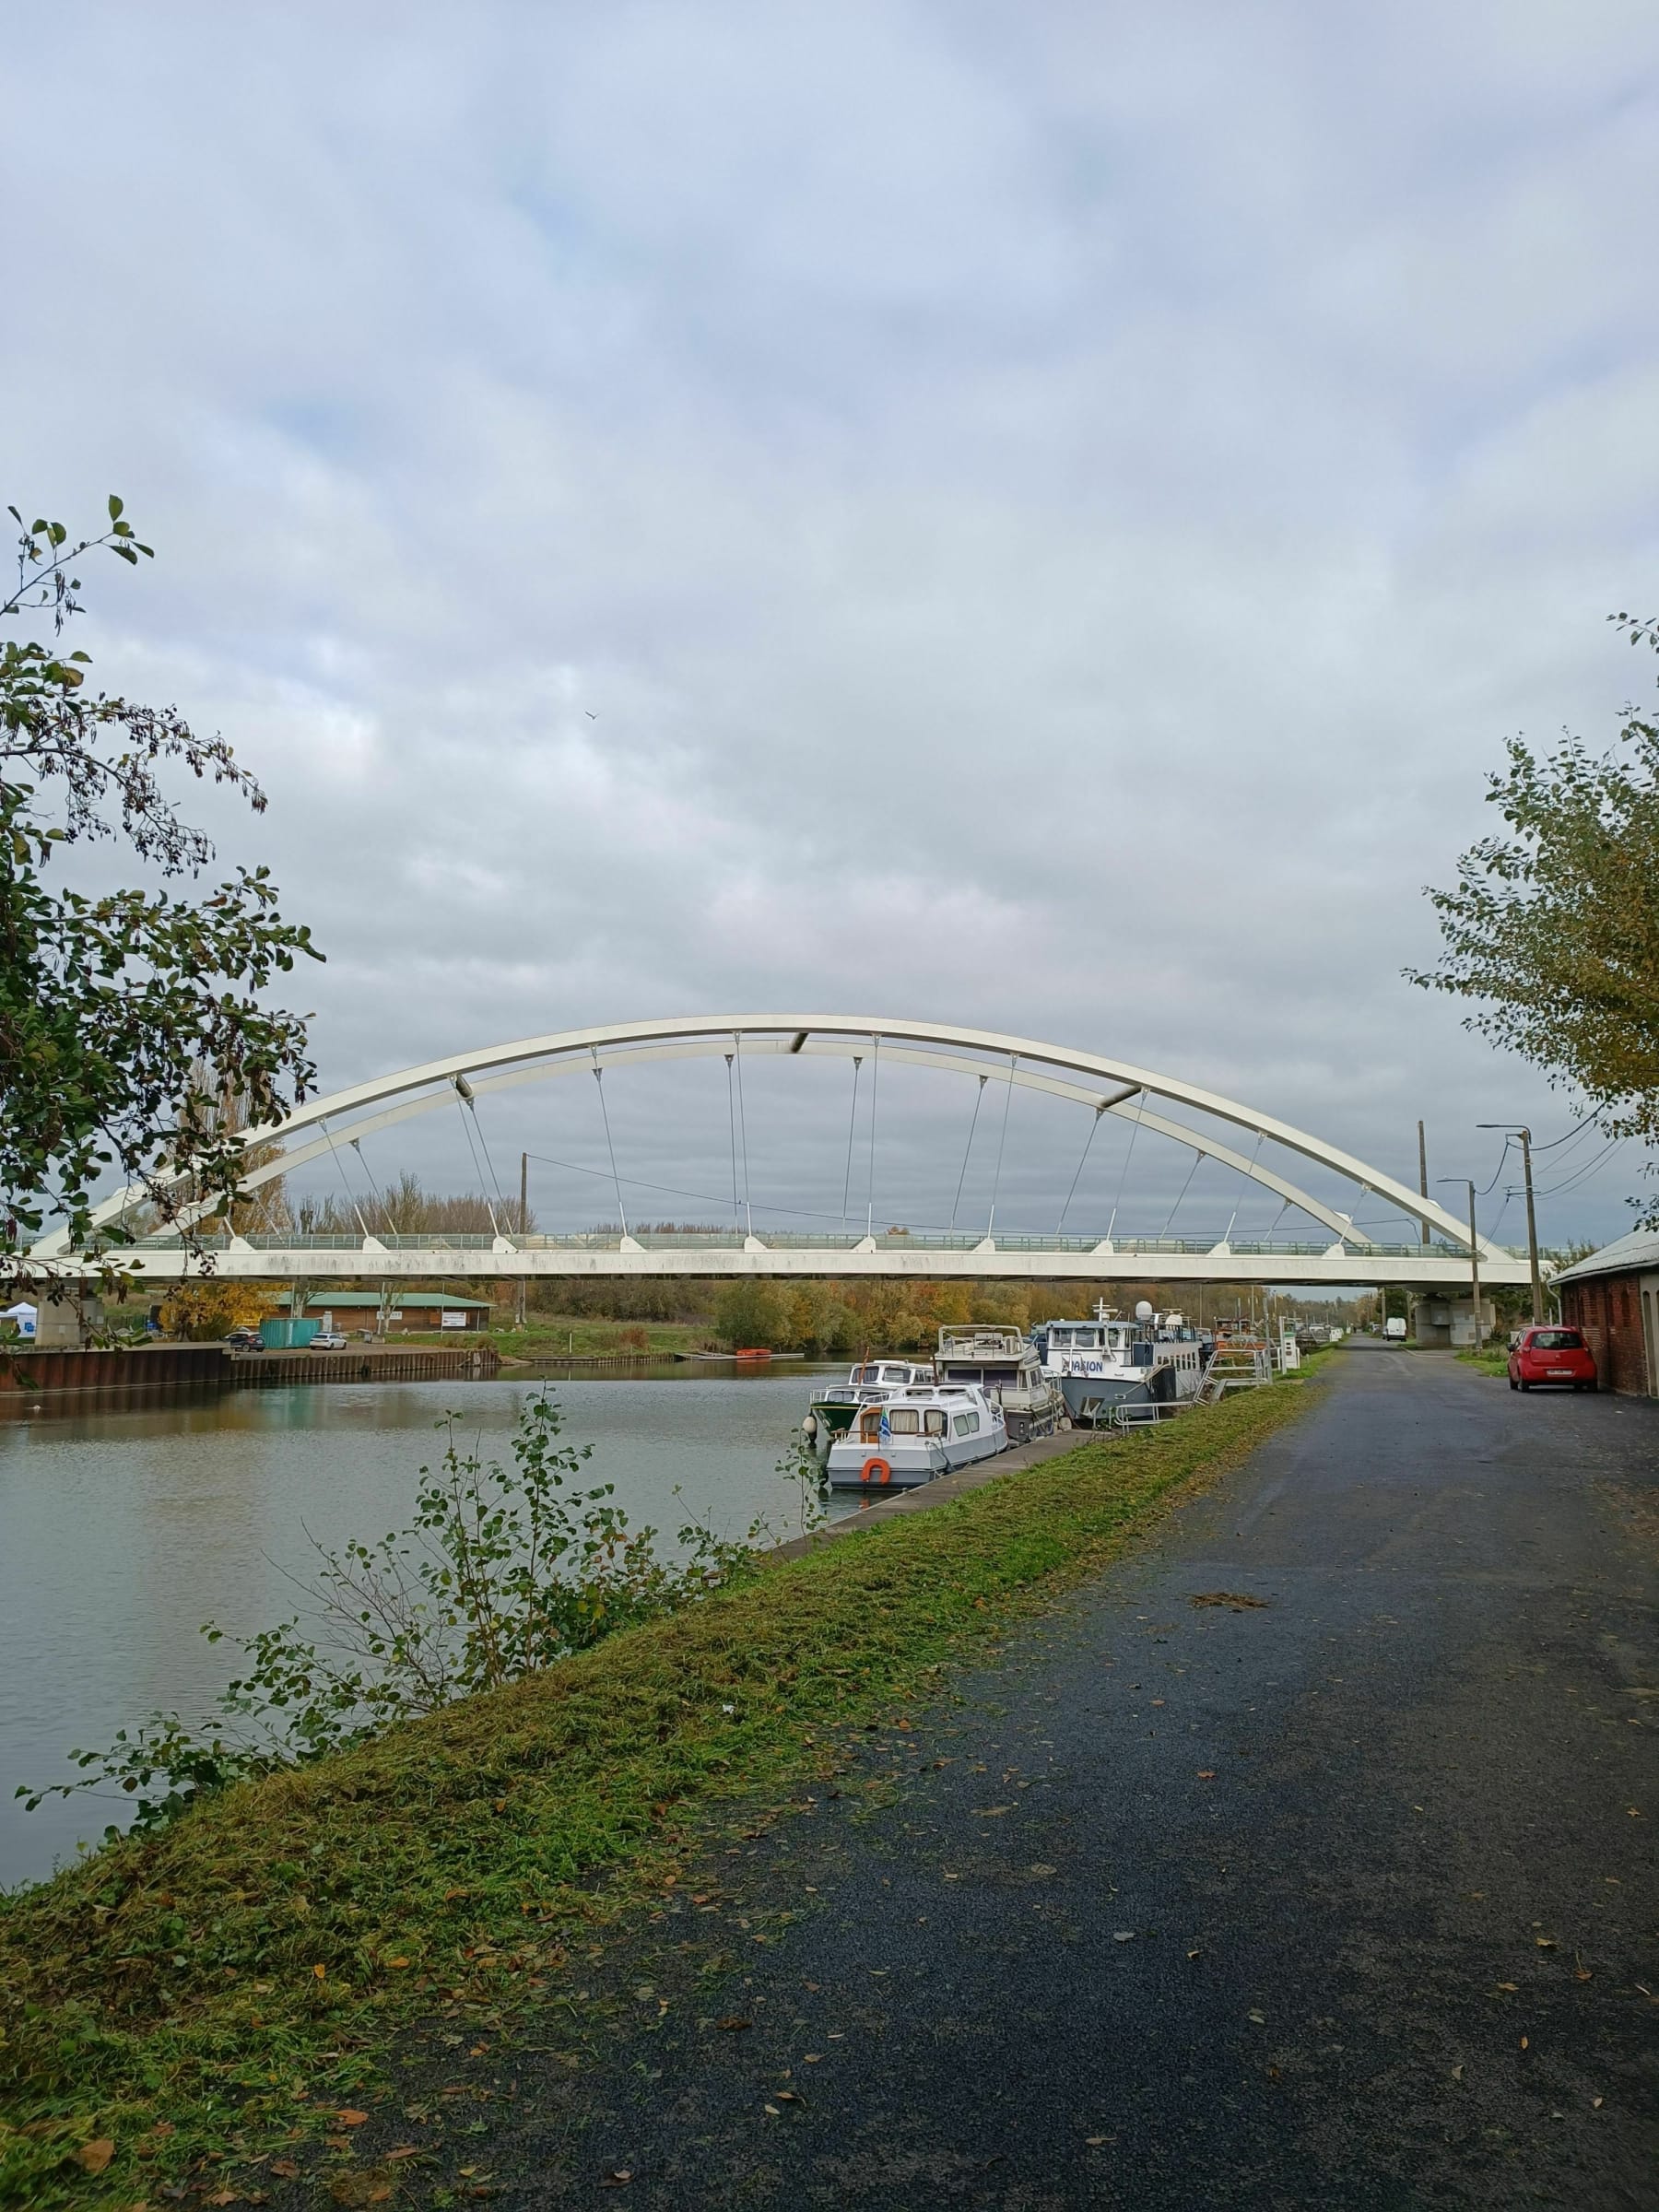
[714,2017,751,2031]
[1247,2009,1265,2024]
[1451,2065,1464,2081]
[1535,1938,1557,1950]
[1113,1931,1135,1943]
[75,2141,115,2175]
[1029,1864,1057,1877]
[270,2160,300,2179]
[972,1805,1013,1818]
[599,2171,632,2187]
[1196,1771,1217,1780]
[764,2103,781,2116]
[337,2110,369,2125]
[1190,1592,1271,1610]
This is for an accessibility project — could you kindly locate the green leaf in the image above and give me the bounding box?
[107,494,124,521]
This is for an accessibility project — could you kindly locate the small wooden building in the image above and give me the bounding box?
[1552,1230,1659,1396]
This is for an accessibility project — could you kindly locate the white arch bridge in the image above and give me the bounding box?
[38,1016,1528,1290]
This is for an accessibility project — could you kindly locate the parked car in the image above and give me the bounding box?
[1508,1326,1597,1393]
[311,1331,350,1351]
[223,1327,265,1353]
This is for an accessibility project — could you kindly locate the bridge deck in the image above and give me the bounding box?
[67,1233,1530,1287]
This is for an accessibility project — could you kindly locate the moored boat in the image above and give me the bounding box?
[825,1382,1006,1491]
[1032,1302,1211,1426]
[931,1324,1064,1442]
[804,1358,933,1459]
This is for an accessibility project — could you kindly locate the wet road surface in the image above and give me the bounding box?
[484,1346,1659,2208]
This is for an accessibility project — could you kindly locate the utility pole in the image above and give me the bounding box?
[1477,1123,1543,1324]
[517,1150,528,1331]
[1418,1120,1430,1247]
[1438,1177,1484,1348]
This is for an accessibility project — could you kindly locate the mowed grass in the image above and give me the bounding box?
[0,1370,1330,2206]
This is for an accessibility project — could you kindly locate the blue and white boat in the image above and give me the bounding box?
[1032,1302,1209,1425]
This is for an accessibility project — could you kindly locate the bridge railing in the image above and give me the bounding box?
[111,1228,1511,1260]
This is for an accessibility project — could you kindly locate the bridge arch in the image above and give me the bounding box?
[38,1013,1502,1263]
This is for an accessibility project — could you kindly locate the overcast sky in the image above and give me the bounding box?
[8,3,1658,1253]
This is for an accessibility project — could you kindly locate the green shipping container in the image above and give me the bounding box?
[260,1317,321,1349]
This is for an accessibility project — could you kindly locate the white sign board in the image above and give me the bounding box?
[441,1310,467,1329]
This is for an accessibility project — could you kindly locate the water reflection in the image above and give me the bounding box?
[0,1365,841,1889]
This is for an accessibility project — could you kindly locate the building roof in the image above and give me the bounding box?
[1551,1227,1659,1287]
[276,1290,492,1311]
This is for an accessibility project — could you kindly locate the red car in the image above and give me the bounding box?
[1508,1326,1597,1393]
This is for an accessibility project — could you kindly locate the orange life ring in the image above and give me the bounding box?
[862,1456,892,1485]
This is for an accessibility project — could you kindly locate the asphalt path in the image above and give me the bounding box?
[477,1346,1658,2209]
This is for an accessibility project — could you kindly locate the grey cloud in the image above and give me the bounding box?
[6,1,1658,1256]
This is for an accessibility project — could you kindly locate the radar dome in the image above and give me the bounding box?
[1134,1299,1154,1322]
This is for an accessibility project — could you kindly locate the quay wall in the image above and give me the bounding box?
[0,1344,500,1396]
[229,1346,501,1386]
[0,1346,231,1394]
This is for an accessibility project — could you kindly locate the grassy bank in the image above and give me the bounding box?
[0,1372,1330,2207]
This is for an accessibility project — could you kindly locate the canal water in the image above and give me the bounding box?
[0,1364,848,1891]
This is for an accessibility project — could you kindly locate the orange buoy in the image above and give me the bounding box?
[862,1456,892,1485]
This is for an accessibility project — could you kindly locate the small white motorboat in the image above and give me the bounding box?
[824,1382,1006,1492]
[803,1358,933,1459]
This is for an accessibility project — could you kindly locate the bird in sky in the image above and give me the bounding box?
[585,710,598,720]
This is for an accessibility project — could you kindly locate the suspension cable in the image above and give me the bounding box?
[468,1098,513,1230]
[1110,1090,1147,1235]
[348,1136,400,1238]
[1161,1147,1202,1236]
[454,1094,503,1239]
[1056,1099,1110,1236]
[865,1036,881,1241]
[590,1052,629,1239]
[841,1056,863,1228]
[724,1053,741,1231]
[985,1054,1018,1238]
[320,1119,374,1240]
[951,1075,988,1231]
[733,1030,752,1237]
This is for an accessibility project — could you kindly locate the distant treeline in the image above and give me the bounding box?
[520,1277,1354,1353]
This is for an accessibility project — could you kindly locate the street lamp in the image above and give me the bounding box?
[1437,1178,1484,1349]
[1477,1124,1542,1324]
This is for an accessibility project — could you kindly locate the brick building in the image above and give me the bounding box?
[1552,1230,1659,1397]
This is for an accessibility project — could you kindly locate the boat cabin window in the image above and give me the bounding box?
[952,1410,981,1436]
[886,1408,919,1434]
[924,1409,947,1437]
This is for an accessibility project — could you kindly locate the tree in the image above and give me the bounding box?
[1411,613,1659,1214]
[1,498,321,1290]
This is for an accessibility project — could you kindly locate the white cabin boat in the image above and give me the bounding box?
[932,1325,1064,1442]
[805,1359,934,1457]
[825,1382,1006,1491]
